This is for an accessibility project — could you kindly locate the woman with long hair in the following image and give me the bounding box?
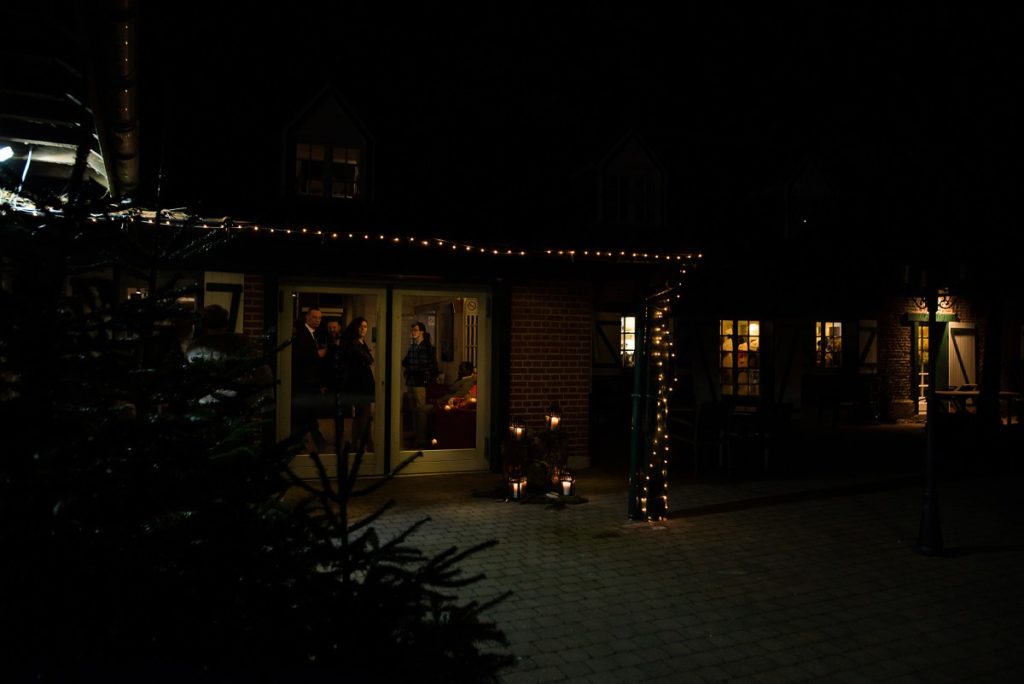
[340,317,375,451]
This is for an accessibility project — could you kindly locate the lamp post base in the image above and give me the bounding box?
[915,497,944,556]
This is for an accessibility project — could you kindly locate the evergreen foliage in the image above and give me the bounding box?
[0,204,512,681]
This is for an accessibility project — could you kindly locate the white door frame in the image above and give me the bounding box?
[277,283,388,478]
[391,288,490,475]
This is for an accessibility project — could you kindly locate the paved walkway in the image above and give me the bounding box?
[347,429,1024,683]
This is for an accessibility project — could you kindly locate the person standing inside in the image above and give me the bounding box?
[340,317,375,451]
[291,306,327,449]
[401,321,437,449]
[322,317,344,389]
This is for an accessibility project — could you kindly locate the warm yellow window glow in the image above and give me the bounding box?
[621,316,636,367]
[720,319,759,396]
[815,321,842,368]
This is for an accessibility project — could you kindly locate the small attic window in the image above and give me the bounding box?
[295,143,361,198]
[602,174,661,226]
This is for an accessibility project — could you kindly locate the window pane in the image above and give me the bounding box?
[816,320,842,368]
[620,316,636,367]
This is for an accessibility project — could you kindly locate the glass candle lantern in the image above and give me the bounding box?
[509,416,525,441]
[545,402,561,431]
[559,469,575,496]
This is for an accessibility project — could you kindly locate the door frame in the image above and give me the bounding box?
[277,282,389,478]
[390,287,491,475]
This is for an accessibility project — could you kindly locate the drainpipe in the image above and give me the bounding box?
[81,0,140,201]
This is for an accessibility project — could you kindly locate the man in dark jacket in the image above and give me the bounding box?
[291,307,328,451]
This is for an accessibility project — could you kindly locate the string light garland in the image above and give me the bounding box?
[639,297,675,521]
[3,198,702,265]
[173,212,701,263]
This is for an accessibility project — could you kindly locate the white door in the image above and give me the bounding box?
[391,289,490,475]
[948,325,976,388]
[277,284,387,478]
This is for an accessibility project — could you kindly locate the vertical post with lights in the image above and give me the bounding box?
[629,283,678,522]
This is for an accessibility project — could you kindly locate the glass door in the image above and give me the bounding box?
[391,289,490,474]
[277,284,386,477]
[916,322,930,415]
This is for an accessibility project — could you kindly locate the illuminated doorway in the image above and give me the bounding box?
[277,284,491,477]
[277,284,386,477]
[391,289,490,475]
[916,323,930,414]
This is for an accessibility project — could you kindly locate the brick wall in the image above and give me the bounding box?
[509,280,592,465]
[243,274,265,343]
[878,297,914,419]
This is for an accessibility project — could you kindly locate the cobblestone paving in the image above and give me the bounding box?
[344,452,1024,683]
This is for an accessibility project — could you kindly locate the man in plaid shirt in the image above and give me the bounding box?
[402,321,437,448]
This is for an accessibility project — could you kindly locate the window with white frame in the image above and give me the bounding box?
[295,143,361,198]
[720,319,760,396]
[620,315,636,368]
[815,321,842,368]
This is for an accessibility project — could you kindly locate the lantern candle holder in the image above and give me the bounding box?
[507,467,526,501]
[558,468,576,497]
[545,402,561,431]
[509,416,525,441]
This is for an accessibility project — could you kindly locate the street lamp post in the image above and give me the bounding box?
[916,287,944,555]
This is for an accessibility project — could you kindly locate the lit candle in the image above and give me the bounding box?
[561,480,572,496]
[510,417,525,441]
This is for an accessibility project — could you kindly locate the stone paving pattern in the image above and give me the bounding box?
[344,427,1024,683]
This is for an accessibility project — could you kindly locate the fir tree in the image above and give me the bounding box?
[0,202,512,681]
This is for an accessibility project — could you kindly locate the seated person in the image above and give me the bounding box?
[438,361,477,409]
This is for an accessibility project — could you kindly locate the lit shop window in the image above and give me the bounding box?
[720,319,760,396]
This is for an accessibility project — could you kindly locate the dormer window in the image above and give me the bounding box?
[603,175,661,225]
[597,134,664,227]
[287,88,370,202]
[295,143,361,198]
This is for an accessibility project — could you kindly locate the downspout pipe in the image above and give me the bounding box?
[81,0,140,201]
[627,303,649,520]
